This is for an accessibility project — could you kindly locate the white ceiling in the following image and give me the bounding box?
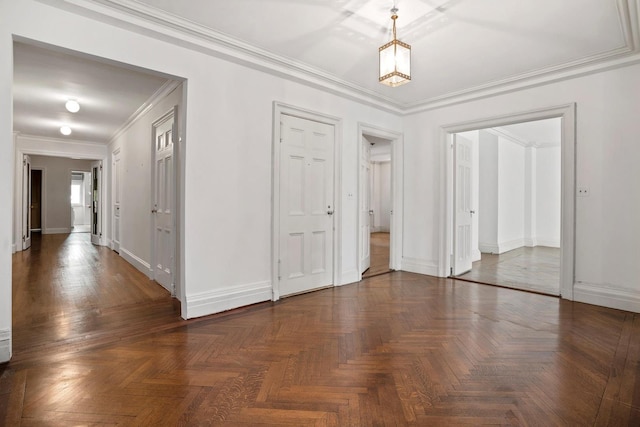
[12,0,638,142]
[128,0,634,108]
[13,42,171,143]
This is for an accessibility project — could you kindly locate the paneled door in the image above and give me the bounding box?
[22,154,31,250]
[152,107,177,294]
[112,149,122,253]
[453,134,473,275]
[91,160,102,245]
[279,114,335,297]
[359,137,371,274]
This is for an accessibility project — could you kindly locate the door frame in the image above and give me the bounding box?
[357,124,403,278]
[271,102,342,301]
[149,107,178,296]
[440,103,576,300]
[30,167,44,232]
[13,138,108,252]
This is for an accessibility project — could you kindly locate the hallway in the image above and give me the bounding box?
[11,233,178,363]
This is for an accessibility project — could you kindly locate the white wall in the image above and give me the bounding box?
[478,131,499,252]
[0,0,403,361]
[371,161,391,232]
[402,62,640,313]
[497,136,526,252]
[28,156,93,233]
[536,146,561,246]
[107,85,183,277]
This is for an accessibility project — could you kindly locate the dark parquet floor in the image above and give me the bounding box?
[1,233,639,425]
[362,232,392,279]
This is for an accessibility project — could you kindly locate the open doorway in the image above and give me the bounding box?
[362,136,393,278]
[443,105,575,298]
[357,124,403,281]
[12,38,187,361]
[452,119,561,295]
[30,168,43,233]
[71,170,92,233]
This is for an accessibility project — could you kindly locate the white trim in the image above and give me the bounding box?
[42,227,71,234]
[535,238,560,248]
[498,238,526,254]
[340,269,359,286]
[0,328,11,363]
[440,104,576,300]
[120,247,152,278]
[574,282,640,314]
[271,102,343,302]
[185,281,272,319]
[39,0,640,113]
[13,134,109,251]
[109,80,181,143]
[356,123,404,279]
[402,257,439,277]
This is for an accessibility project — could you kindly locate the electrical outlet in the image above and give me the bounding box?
[577,187,590,197]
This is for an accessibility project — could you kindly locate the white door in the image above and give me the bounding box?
[112,149,122,253]
[152,107,177,294]
[359,138,371,274]
[279,114,334,297]
[453,134,473,275]
[22,154,32,250]
[91,161,102,245]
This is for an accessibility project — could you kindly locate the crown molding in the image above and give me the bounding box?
[108,79,181,143]
[37,0,640,115]
[486,127,560,149]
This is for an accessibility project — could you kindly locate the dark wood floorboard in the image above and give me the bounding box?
[457,246,560,295]
[2,234,639,425]
[362,232,392,279]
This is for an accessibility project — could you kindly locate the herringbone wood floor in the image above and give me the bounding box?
[2,234,639,425]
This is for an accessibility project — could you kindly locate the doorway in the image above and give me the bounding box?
[451,120,562,295]
[442,104,576,300]
[71,170,92,233]
[30,169,42,232]
[357,124,403,281]
[362,136,393,279]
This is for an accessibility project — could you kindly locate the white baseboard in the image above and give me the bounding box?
[524,237,537,247]
[480,239,526,254]
[185,280,272,319]
[43,227,71,234]
[12,243,16,254]
[535,238,560,248]
[401,257,439,276]
[574,282,640,314]
[120,247,152,279]
[479,243,499,254]
[472,248,482,262]
[0,328,11,363]
[498,238,525,254]
[340,268,360,286]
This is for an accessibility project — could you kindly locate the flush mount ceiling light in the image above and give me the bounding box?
[65,99,80,113]
[379,6,411,87]
[60,125,72,136]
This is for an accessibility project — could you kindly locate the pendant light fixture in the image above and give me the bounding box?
[379,6,411,87]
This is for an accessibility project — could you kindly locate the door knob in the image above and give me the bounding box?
[327,210,334,215]
[151,209,157,214]
[470,210,476,214]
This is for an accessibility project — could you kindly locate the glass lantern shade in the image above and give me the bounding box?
[379,38,411,87]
